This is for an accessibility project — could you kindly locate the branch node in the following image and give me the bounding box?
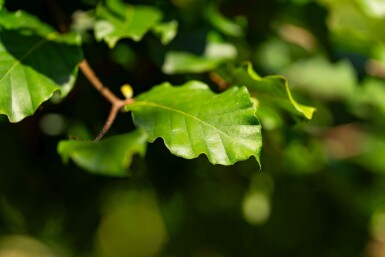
[79,59,135,141]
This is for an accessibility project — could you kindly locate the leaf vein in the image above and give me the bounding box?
[0,36,50,84]
[135,100,258,143]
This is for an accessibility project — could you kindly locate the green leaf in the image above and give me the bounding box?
[0,0,4,9]
[348,78,385,118]
[58,130,148,177]
[0,10,83,122]
[162,34,237,74]
[162,51,224,74]
[283,56,356,100]
[220,62,316,120]
[95,0,162,48]
[318,0,385,46]
[205,4,244,37]
[152,20,178,45]
[126,81,262,166]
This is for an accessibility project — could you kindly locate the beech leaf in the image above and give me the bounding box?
[152,20,178,45]
[0,10,82,122]
[58,130,148,177]
[220,62,316,120]
[205,4,244,37]
[95,0,162,48]
[126,81,262,165]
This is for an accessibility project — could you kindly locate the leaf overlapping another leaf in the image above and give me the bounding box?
[95,0,170,48]
[127,81,262,165]
[219,62,316,121]
[0,10,82,122]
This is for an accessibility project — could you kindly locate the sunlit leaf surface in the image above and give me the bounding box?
[127,81,262,165]
[162,40,237,74]
[219,62,316,121]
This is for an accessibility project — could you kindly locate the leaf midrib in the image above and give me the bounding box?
[133,100,259,142]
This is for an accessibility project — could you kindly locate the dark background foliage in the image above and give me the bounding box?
[1,0,384,256]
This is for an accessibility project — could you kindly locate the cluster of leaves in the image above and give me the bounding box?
[0,0,315,175]
[4,0,385,256]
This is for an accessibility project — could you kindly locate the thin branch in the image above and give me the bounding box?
[44,1,132,141]
[95,105,120,141]
[79,59,120,104]
[94,98,135,141]
[79,59,135,141]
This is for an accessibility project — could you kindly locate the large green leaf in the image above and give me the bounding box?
[95,0,163,48]
[219,62,316,121]
[0,10,82,122]
[58,130,148,177]
[126,81,262,165]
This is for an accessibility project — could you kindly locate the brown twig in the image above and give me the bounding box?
[79,60,120,104]
[209,72,230,91]
[366,59,385,79]
[79,59,134,141]
[44,0,133,141]
[94,105,120,141]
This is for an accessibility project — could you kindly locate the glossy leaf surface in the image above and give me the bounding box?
[0,10,82,122]
[58,130,148,177]
[220,62,316,120]
[127,81,262,165]
[95,0,162,48]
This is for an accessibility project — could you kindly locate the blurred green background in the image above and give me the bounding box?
[2,0,385,256]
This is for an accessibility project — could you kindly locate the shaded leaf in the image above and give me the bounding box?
[354,133,385,173]
[318,0,385,46]
[58,130,148,177]
[152,20,178,45]
[127,81,262,165]
[219,62,316,121]
[348,78,385,118]
[95,0,162,48]
[283,56,356,100]
[205,4,244,37]
[0,10,82,122]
